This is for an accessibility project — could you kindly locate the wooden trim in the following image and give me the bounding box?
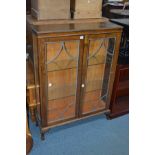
[41,35,83,42]
[76,38,84,117]
[81,108,110,118]
[34,29,122,39]
[79,35,89,116]
[32,34,41,121]
[86,33,118,39]
[47,116,76,128]
[43,109,110,132]
[38,38,48,127]
[27,15,109,25]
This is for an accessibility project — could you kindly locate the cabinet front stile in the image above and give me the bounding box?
[38,38,48,127]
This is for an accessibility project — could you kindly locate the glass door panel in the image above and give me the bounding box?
[46,40,80,123]
[81,37,115,115]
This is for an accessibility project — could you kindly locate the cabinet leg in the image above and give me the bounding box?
[41,132,45,141]
[105,110,111,120]
[106,114,111,120]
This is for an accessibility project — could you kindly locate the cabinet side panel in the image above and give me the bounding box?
[38,38,48,127]
[32,34,41,119]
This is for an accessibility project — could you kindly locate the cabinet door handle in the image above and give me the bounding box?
[81,84,85,88]
[80,36,84,40]
[48,83,53,87]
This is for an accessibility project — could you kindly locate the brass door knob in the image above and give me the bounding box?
[48,83,53,87]
[81,84,85,88]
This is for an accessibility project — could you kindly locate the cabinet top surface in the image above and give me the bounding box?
[32,21,122,35]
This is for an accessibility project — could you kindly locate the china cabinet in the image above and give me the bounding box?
[32,21,122,139]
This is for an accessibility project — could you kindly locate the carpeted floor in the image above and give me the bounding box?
[29,114,129,155]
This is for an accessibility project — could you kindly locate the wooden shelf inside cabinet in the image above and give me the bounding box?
[31,20,122,139]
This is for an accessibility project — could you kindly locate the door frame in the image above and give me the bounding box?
[38,35,85,127]
[79,32,122,117]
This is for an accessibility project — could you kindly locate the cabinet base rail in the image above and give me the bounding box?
[35,109,110,140]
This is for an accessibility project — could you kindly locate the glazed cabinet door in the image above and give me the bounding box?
[80,33,121,116]
[39,36,84,126]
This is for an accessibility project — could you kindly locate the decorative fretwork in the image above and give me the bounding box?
[46,41,79,70]
[87,39,109,64]
[88,39,105,59]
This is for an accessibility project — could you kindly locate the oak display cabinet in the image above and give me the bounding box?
[32,21,122,140]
